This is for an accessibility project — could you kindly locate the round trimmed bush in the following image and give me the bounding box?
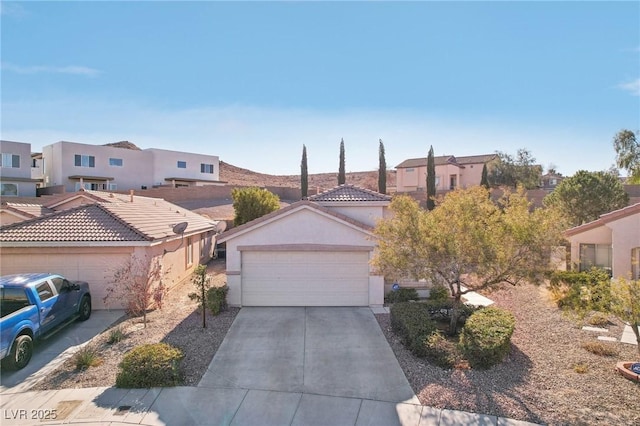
[116,343,183,388]
[390,302,437,357]
[459,307,515,369]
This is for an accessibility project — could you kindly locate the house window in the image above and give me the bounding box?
[74,154,95,168]
[632,247,640,280]
[109,158,123,167]
[406,168,415,172]
[1,183,18,196]
[579,243,612,274]
[74,182,106,191]
[449,175,457,190]
[177,161,187,169]
[1,153,20,168]
[109,183,118,190]
[186,237,193,266]
[550,178,557,186]
[201,163,214,174]
[199,237,205,259]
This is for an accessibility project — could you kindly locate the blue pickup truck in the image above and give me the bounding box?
[0,273,92,370]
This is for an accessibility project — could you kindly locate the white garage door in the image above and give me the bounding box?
[242,251,369,306]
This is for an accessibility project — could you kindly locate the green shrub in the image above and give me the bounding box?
[116,343,183,388]
[459,307,515,369]
[74,344,103,370]
[385,288,419,304]
[587,312,611,327]
[428,284,449,302]
[422,299,478,325]
[206,285,229,316]
[548,269,612,313]
[581,341,619,357]
[423,332,458,369]
[107,327,126,345]
[390,302,437,357]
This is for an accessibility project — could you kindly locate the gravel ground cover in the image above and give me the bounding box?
[33,259,237,390]
[376,283,639,426]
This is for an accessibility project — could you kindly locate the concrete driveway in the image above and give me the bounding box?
[0,310,124,394]
[198,307,418,404]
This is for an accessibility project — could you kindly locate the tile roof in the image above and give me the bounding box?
[308,184,391,202]
[2,203,55,219]
[217,200,374,243]
[0,190,218,243]
[395,154,495,169]
[565,202,640,237]
[0,204,149,242]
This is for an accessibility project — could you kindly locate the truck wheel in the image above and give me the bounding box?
[2,335,33,371]
[78,296,92,321]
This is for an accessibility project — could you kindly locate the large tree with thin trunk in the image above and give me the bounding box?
[426,145,436,210]
[378,139,386,194]
[488,148,542,189]
[613,129,640,183]
[338,138,346,185]
[373,186,564,334]
[544,170,629,227]
[301,144,308,198]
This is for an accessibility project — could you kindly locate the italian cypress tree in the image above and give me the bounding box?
[301,144,308,198]
[378,139,387,194]
[426,145,436,211]
[338,138,346,185]
[481,163,490,189]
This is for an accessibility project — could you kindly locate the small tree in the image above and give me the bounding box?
[426,145,436,210]
[231,187,280,226]
[373,187,564,334]
[613,129,640,183]
[488,148,542,189]
[338,138,346,185]
[301,144,308,198]
[610,278,640,355]
[103,255,168,328]
[378,139,387,194]
[189,264,211,328]
[544,170,629,227]
[480,163,490,190]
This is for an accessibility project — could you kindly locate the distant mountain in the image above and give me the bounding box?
[219,161,396,192]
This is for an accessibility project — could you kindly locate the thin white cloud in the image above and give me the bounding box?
[618,78,640,96]
[0,2,28,18]
[1,62,101,77]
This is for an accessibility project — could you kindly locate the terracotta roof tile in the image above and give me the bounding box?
[308,184,391,202]
[0,204,148,242]
[4,203,55,218]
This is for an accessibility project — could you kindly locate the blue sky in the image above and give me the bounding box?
[2,1,639,176]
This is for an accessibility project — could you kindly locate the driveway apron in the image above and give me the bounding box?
[198,307,418,404]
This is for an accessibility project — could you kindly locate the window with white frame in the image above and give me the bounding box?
[1,183,18,196]
[579,243,612,274]
[186,237,193,266]
[632,247,640,280]
[74,154,95,168]
[201,163,214,174]
[109,158,123,167]
[177,161,187,169]
[1,153,20,168]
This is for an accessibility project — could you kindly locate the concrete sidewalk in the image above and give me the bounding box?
[0,386,539,426]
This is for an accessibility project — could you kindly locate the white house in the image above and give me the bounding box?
[217,185,391,307]
[0,140,39,197]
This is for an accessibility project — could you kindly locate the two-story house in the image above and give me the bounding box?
[395,154,496,193]
[0,140,40,197]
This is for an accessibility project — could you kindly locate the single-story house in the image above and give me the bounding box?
[0,190,220,309]
[565,202,640,279]
[217,184,391,307]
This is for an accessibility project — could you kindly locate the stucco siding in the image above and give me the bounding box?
[608,214,640,278]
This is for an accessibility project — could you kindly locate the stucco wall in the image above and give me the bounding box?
[607,214,640,278]
[147,148,220,186]
[568,226,612,270]
[318,205,386,227]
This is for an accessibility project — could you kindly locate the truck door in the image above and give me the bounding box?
[50,277,75,319]
[34,280,58,332]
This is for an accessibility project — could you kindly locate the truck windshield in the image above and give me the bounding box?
[1,288,32,318]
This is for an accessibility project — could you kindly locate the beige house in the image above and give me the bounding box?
[565,203,640,279]
[0,140,40,197]
[0,190,220,309]
[41,141,223,192]
[218,185,391,307]
[395,154,496,193]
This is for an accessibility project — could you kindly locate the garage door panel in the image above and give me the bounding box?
[242,251,369,306]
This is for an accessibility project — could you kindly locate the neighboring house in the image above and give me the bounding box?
[41,141,223,192]
[540,172,565,192]
[0,190,220,309]
[565,203,640,280]
[0,203,55,226]
[217,185,391,307]
[0,140,40,197]
[395,154,496,193]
